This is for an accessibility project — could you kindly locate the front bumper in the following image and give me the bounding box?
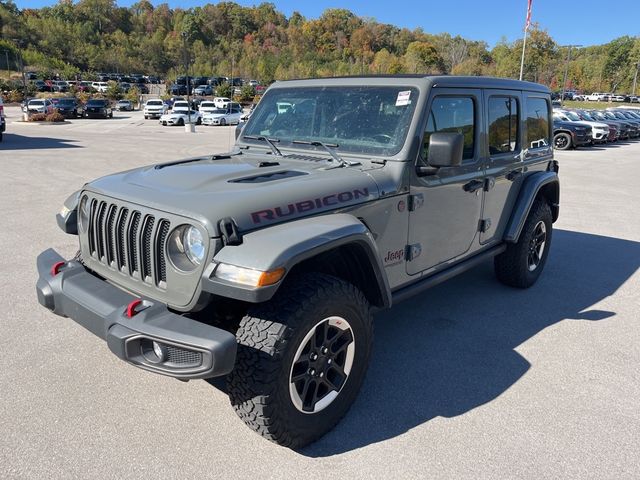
[592,130,608,141]
[572,131,592,146]
[36,249,237,380]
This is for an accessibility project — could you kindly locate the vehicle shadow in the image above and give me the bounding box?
[297,229,639,456]
[0,134,82,150]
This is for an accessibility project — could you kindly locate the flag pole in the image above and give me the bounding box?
[519,0,532,81]
[519,29,528,81]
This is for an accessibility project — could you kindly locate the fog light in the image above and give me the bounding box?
[153,341,168,362]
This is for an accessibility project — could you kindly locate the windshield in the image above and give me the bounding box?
[579,112,594,121]
[29,100,44,106]
[241,86,418,156]
[201,102,215,108]
[59,99,75,105]
[208,108,227,114]
[87,100,106,106]
[565,112,581,121]
[147,100,162,106]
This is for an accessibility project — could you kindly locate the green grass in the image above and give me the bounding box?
[561,100,622,110]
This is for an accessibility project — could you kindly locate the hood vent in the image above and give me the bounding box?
[284,153,327,162]
[230,170,308,184]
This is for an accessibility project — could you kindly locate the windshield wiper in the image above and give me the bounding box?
[291,140,360,167]
[243,135,282,156]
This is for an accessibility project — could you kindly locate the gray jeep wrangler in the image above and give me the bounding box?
[37,76,559,448]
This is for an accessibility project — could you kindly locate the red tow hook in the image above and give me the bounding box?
[126,299,143,318]
[51,261,66,276]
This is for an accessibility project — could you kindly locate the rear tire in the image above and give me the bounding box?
[495,200,553,288]
[227,273,373,448]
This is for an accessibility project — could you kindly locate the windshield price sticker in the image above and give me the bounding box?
[396,90,411,106]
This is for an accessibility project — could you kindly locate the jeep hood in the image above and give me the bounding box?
[84,153,380,236]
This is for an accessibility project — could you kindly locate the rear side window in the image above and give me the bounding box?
[488,96,519,155]
[424,96,475,160]
[526,97,550,149]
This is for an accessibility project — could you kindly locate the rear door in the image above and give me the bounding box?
[480,90,524,244]
[406,89,484,275]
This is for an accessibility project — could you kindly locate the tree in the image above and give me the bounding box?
[216,82,232,98]
[403,41,444,73]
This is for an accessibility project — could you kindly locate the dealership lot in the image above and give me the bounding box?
[1,107,639,478]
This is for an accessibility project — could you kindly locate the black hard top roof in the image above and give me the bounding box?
[274,75,550,94]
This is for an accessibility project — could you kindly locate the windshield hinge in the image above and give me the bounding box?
[219,217,242,246]
[408,194,424,212]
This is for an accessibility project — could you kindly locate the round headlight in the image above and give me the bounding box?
[183,226,205,265]
[78,195,89,232]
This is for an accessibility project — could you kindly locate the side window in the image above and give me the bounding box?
[424,96,475,161]
[526,97,550,149]
[488,96,519,155]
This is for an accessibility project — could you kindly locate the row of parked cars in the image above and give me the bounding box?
[579,93,640,103]
[22,97,138,119]
[32,79,150,94]
[552,107,640,150]
[168,76,263,96]
[143,97,245,126]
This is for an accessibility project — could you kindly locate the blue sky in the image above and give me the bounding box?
[15,0,640,47]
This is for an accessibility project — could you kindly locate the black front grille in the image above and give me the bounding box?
[87,199,170,289]
[165,345,202,367]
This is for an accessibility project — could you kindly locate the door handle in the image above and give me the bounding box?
[463,179,484,193]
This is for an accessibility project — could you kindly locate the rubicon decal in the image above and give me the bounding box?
[251,188,370,224]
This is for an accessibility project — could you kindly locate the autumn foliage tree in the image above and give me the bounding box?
[0,1,638,93]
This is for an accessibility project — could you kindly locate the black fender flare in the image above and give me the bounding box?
[201,214,392,308]
[504,171,559,243]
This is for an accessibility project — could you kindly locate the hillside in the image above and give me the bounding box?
[1,0,639,92]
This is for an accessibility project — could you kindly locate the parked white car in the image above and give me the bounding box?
[171,100,190,112]
[27,98,54,114]
[198,101,218,114]
[553,110,610,143]
[212,96,231,108]
[201,107,243,126]
[91,81,109,93]
[143,99,168,119]
[611,95,626,102]
[159,109,202,126]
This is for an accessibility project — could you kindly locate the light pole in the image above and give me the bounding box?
[633,62,639,96]
[181,31,194,133]
[560,44,582,106]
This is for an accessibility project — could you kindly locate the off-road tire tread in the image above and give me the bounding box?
[495,200,552,288]
[227,273,372,448]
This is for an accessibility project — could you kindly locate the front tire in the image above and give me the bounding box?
[554,132,572,150]
[227,273,373,448]
[495,200,553,288]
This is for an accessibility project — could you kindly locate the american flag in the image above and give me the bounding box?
[525,0,533,31]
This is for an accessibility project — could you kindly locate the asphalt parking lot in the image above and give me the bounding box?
[1,106,639,479]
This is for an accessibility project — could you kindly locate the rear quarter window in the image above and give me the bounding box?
[525,97,551,149]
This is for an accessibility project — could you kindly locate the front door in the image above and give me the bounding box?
[407,89,484,275]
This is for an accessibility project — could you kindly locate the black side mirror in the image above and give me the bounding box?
[417,132,464,176]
